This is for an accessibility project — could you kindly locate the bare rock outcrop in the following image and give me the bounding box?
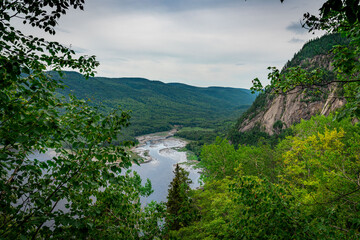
[238,85,345,135]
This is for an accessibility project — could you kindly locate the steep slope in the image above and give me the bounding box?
[233,34,347,137]
[238,85,345,135]
[53,71,256,137]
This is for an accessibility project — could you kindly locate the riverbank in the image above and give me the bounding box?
[132,129,185,164]
[129,129,201,203]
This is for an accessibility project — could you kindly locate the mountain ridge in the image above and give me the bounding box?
[53,71,256,139]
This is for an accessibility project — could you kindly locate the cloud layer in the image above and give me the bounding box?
[23,0,326,88]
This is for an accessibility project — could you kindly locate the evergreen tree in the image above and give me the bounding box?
[166,164,197,231]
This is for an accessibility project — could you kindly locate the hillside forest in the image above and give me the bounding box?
[54,72,256,142]
[1,0,360,239]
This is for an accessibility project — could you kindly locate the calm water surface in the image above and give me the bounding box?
[27,136,201,205]
[131,137,201,204]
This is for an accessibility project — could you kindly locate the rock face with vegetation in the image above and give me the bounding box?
[237,34,347,135]
[239,85,346,135]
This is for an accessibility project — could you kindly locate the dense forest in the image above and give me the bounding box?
[282,33,349,70]
[170,115,360,239]
[1,0,360,239]
[55,71,255,141]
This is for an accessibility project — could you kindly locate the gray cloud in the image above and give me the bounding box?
[92,0,279,13]
[14,0,325,88]
[286,21,308,35]
[54,27,71,34]
[71,46,88,53]
[288,38,305,43]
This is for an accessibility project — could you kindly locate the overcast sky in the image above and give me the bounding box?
[25,0,326,88]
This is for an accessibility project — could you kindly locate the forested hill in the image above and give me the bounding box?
[283,33,349,70]
[54,71,256,138]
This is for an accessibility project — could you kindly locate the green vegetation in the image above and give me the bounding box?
[2,0,360,239]
[54,71,256,141]
[166,164,198,234]
[170,115,360,239]
[0,1,165,239]
[169,1,360,239]
[283,33,349,70]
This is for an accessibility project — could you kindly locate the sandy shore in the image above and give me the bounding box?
[132,129,185,164]
[136,128,178,146]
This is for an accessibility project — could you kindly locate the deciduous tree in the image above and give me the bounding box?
[0,1,165,239]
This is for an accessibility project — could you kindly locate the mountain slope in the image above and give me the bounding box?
[229,34,347,144]
[53,71,256,138]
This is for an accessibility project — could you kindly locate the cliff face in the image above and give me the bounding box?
[238,85,345,135]
[236,34,349,136]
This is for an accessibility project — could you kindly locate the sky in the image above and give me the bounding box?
[21,0,326,89]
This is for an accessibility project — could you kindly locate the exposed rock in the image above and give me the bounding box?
[238,85,345,135]
[237,34,350,135]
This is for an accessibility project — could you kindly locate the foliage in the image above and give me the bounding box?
[200,137,278,182]
[199,138,240,180]
[173,114,360,239]
[171,1,360,238]
[174,128,223,159]
[277,115,360,235]
[0,1,165,239]
[170,178,242,240]
[166,164,197,233]
[230,176,316,239]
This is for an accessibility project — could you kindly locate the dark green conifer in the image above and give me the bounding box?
[166,164,196,231]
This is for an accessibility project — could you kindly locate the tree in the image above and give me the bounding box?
[278,115,360,236]
[200,137,239,180]
[252,0,360,118]
[166,164,197,232]
[170,178,242,240]
[0,1,165,239]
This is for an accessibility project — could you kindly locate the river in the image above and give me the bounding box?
[131,130,201,204]
[27,130,201,205]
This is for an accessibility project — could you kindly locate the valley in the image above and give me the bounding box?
[53,72,256,141]
[2,0,360,239]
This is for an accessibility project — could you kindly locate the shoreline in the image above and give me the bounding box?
[131,129,182,164]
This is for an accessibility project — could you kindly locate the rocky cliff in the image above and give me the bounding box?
[236,34,349,135]
[238,84,345,135]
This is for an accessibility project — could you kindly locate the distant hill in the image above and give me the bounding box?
[53,72,256,139]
